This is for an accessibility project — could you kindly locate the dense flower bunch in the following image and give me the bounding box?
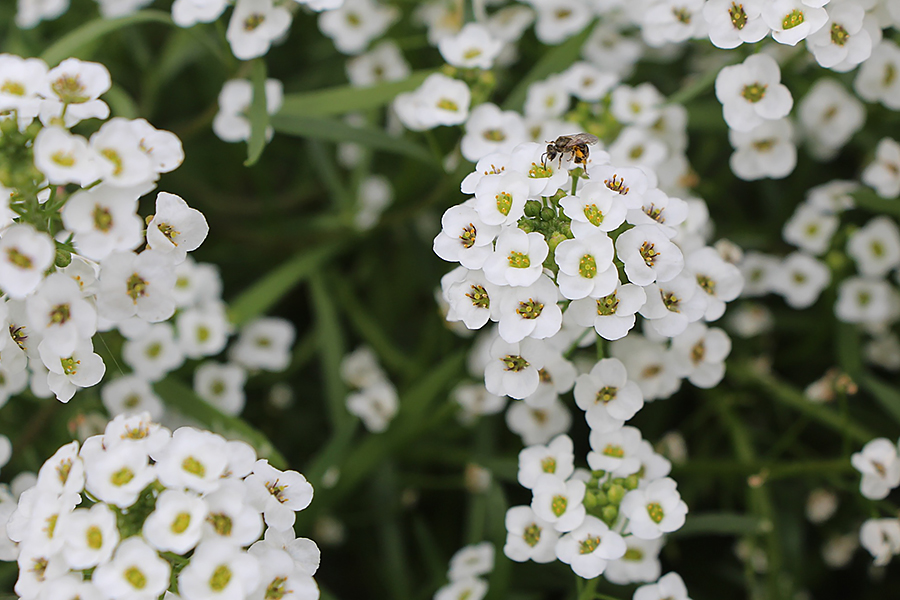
[4,413,320,600]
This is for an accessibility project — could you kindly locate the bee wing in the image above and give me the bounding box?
[569,133,600,146]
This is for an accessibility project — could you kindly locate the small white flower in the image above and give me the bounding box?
[146,192,209,264]
[561,62,617,102]
[226,0,292,60]
[633,572,692,600]
[439,23,503,70]
[554,235,617,300]
[610,84,664,127]
[685,246,744,321]
[60,502,119,569]
[505,395,572,446]
[835,277,899,325]
[82,441,156,508]
[621,477,688,539]
[862,138,900,199]
[153,427,229,494]
[567,283,647,341]
[851,437,900,500]
[715,54,793,132]
[229,316,295,372]
[587,425,644,476]
[435,578,488,600]
[497,275,562,343]
[485,337,546,400]
[40,338,106,403]
[244,459,314,531]
[346,379,399,433]
[855,41,900,111]
[194,362,247,416]
[518,434,575,489]
[555,515,626,579]
[318,0,398,55]
[0,224,56,300]
[448,541,495,581]
[640,273,708,337]
[604,536,663,585]
[202,479,264,546]
[860,518,900,566]
[782,203,839,256]
[27,272,97,357]
[143,489,208,554]
[461,103,528,163]
[559,182,628,237]
[178,540,260,600]
[703,0,769,49]
[33,127,97,186]
[616,224,685,286]
[176,302,231,359]
[39,58,110,127]
[670,323,732,388]
[762,0,828,45]
[728,118,797,181]
[532,0,592,45]
[483,228,549,287]
[96,250,177,323]
[574,358,644,433]
[92,537,171,600]
[213,78,283,143]
[806,2,871,70]
[122,322,185,381]
[345,40,410,87]
[89,118,155,188]
[531,474,586,533]
[61,184,144,261]
[503,505,559,563]
[610,335,681,401]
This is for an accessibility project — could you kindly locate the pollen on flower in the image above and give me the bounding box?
[596,293,619,316]
[209,565,233,591]
[501,354,530,372]
[523,522,542,547]
[9,325,27,350]
[830,23,850,46]
[51,151,75,167]
[60,356,80,375]
[157,222,180,245]
[0,80,25,96]
[579,254,598,278]
[691,341,706,365]
[781,9,804,29]
[463,48,483,60]
[93,205,114,232]
[208,513,234,536]
[44,514,58,538]
[100,148,124,176]
[579,535,601,554]
[596,386,618,403]
[459,223,477,248]
[604,174,629,194]
[697,274,716,295]
[671,6,692,23]
[539,368,552,383]
[49,303,70,325]
[528,162,552,179]
[662,291,680,311]
[507,250,531,269]
[482,129,506,142]
[752,138,775,152]
[728,2,747,29]
[182,456,207,478]
[639,241,659,267]
[550,494,568,517]
[266,576,291,600]
[437,98,459,112]
[541,456,557,473]
[171,512,192,534]
[644,204,665,223]
[603,444,625,458]
[243,13,266,31]
[646,501,665,523]
[30,557,48,580]
[51,75,88,103]
[86,525,103,549]
[741,82,767,103]
[516,299,545,320]
[624,547,644,561]
[110,467,135,487]
[584,203,605,227]
[57,459,72,484]
[7,247,33,269]
[266,479,289,503]
[126,273,148,302]
[466,284,490,309]
[495,192,513,216]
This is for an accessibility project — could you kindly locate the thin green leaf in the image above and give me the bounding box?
[852,188,900,219]
[502,23,595,111]
[671,513,766,537]
[860,373,900,427]
[245,59,269,167]
[271,114,437,165]
[309,272,349,430]
[41,10,174,66]
[227,241,344,327]
[104,84,139,119]
[153,377,288,469]
[278,70,434,117]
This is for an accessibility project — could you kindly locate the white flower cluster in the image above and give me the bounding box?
[851,438,900,567]
[1,413,320,600]
[340,346,398,433]
[504,432,687,583]
[433,542,495,600]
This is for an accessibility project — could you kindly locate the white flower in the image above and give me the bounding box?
[35,440,84,497]
[862,138,900,199]
[60,502,119,569]
[497,275,562,343]
[449,541,495,580]
[0,54,47,121]
[40,338,106,403]
[762,0,828,45]
[171,0,229,27]
[505,396,572,446]
[782,203,839,255]
[202,479,264,546]
[587,425,644,476]
[621,477,688,539]
[122,322,185,381]
[345,40,410,87]
[0,224,55,300]
[567,283,647,340]
[555,515,626,579]
[633,572,692,600]
[176,302,231,359]
[554,235,617,300]
[574,358,644,433]
[532,0,592,45]
[483,229,549,288]
[728,118,797,181]
[610,84,664,127]
[518,434,575,489]
[610,335,681,402]
[33,127,97,186]
[89,118,156,188]
[806,488,838,524]
[27,272,97,357]
[855,41,900,111]
[318,0,398,55]
[248,542,320,600]
[739,251,780,297]
[226,0,292,61]
[715,54,792,132]
[97,250,176,323]
[473,172,531,228]
[194,362,247,416]
[806,2,871,70]
[178,540,260,600]
[604,536,663,585]
[143,489,208,554]
[641,0,707,47]
[640,273,708,337]
[531,474,586,533]
[146,192,209,264]
[851,437,900,500]
[616,225,685,286]
[92,537,171,600]
[485,337,547,400]
[626,189,689,237]
[39,58,110,127]
[339,345,385,389]
[244,459,314,531]
[229,317,295,372]
[559,182,628,237]
[83,441,156,507]
[510,141,570,197]
[61,184,144,261]
[346,379,399,433]
[434,578,488,600]
[503,505,559,563]
[704,0,769,49]
[771,251,830,309]
[807,179,857,213]
[561,62,617,102]
[835,277,898,325]
[670,323,732,388]
[153,427,229,494]
[213,78,283,143]
[452,383,506,424]
[101,375,165,419]
[607,127,668,170]
[860,518,900,566]
[685,246,743,321]
[439,23,503,70]
[461,104,528,163]
[434,206,502,271]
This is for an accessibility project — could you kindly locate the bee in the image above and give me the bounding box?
[542,133,600,169]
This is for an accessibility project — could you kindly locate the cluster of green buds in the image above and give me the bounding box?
[582,469,641,528]
[566,100,623,147]
[441,64,497,106]
[519,189,574,274]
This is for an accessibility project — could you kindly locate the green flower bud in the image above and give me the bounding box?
[524,200,542,218]
[624,475,639,490]
[601,505,618,524]
[583,491,597,509]
[594,489,608,506]
[540,207,555,222]
[55,248,72,268]
[607,484,626,505]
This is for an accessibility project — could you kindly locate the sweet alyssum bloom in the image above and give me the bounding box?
[194,361,247,416]
[621,477,689,539]
[559,182,629,237]
[860,518,900,566]
[587,425,644,477]
[561,62,618,103]
[554,515,626,579]
[40,338,106,402]
[394,73,471,131]
[604,536,663,585]
[797,79,865,161]
[438,23,503,70]
[567,282,647,341]
[0,224,56,300]
[573,358,645,433]
[782,202,840,256]
[318,0,398,55]
[448,542,495,581]
[862,138,900,199]
[92,537,171,600]
[685,246,744,321]
[27,272,97,357]
[640,273,709,337]
[100,375,165,419]
[531,474,586,533]
[178,540,260,600]
[121,322,185,381]
[225,0,292,60]
[434,577,488,600]
[213,78,284,143]
[82,439,156,507]
[461,103,528,163]
[851,437,900,500]
[554,235,617,300]
[503,505,559,563]
[532,0,593,45]
[835,277,898,325]
[633,572,692,600]
[728,118,797,181]
[616,225,685,286]
[61,184,144,261]
[346,40,410,87]
[32,126,97,186]
[806,1,871,70]
[146,192,209,264]
[229,316,296,372]
[610,83,664,128]
[346,379,399,433]
[244,459,314,531]
[517,435,575,490]
[176,302,231,359]
[715,54,793,132]
[855,41,900,111]
[40,58,110,127]
[703,0,769,49]
[434,205,501,271]
[846,216,900,277]
[60,502,119,569]
[507,400,572,447]
[670,323,732,388]
[762,0,828,45]
[497,275,562,343]
[142,489,208,554]
[771,251,831,309]
[483,228,549,287]
[641,0,708,47]
[153,427,229,494]
[474,171,531,228]
[484,337,547,400]
[89,118,155,188]
[96,250,176,323]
